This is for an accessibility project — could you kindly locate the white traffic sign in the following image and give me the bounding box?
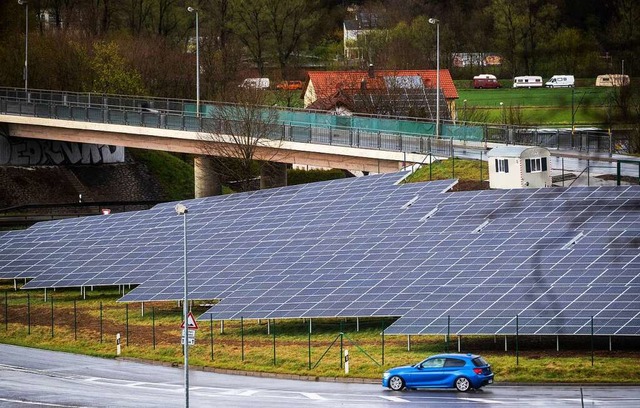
[181,337,195,346]
[182,329,196,338]
[180,312,199,329]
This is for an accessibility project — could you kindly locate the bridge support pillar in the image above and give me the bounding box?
[260,161,287,189]
[194,156,222,198]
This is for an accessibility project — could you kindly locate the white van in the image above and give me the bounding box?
[513,76,543,88]
[545,75,575,88]
[239,78,270,89]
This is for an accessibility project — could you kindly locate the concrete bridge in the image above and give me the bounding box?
[0,88,452,196]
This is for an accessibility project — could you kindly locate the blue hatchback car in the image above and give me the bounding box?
[382,353,494,392]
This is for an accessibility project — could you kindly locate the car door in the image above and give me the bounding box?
[442,358,467,387]
[409,357,446,387]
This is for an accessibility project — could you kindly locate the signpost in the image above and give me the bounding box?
[181,312,198,346]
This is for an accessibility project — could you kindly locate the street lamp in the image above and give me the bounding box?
[462,99,467,123]
[429,18,440,137]
[18,0,28,93]
[175,203,189,407]
[187,6,200,117]
[499,102,505,124]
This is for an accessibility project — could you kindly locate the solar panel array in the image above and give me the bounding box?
[1,172,639,336]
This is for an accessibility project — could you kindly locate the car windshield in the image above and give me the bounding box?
[472,357,489,367]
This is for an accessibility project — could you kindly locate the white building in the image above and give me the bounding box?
[487,146,552,189]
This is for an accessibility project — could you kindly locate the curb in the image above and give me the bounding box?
[115,357,379,384]
[114,357,640,387]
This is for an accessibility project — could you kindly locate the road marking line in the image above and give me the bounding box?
[301,393,325,400]
[123,382,149,387]
[379,395,410,402]
[239,389,260,396]
[459,397,506,404]
[0,397,88,407]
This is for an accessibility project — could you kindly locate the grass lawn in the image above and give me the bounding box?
[2,264,639,383]
[457,87,618,126]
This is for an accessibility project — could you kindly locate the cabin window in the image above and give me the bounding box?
[495,159,509,173]
[525,157,547,173]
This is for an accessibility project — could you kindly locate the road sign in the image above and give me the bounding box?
[182,329,196,338]
[180,312,199,329]
[181,337,195,346]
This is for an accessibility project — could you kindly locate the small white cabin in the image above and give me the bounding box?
[487,146,552,189]
[513,76,543,88]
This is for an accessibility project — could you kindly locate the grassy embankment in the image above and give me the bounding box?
[456,86,615,126]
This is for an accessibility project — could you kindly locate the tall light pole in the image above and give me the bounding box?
[18,0,28,93]
[187,7,200,117]
[429,18,440,137]
[175,203,189,408]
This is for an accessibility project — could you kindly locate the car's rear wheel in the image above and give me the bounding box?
[455,376,471,392]
[388,375,405,391]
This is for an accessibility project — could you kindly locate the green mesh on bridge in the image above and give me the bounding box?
[192,103,484,142]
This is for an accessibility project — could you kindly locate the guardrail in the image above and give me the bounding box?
[0,87,454,158]
[0,87,630,155]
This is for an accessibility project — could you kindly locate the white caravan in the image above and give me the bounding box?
[545,75,575,88]
[513,76,543,88]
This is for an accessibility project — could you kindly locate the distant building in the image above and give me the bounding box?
[487,146,552,189]
[343,11,382,60]
[304,67,459,119]
[452,53,502,68]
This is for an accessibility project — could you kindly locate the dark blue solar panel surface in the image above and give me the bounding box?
[2,169,639,336]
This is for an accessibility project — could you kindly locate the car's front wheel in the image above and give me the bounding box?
[455,376,471,392]
[388,375,405,391]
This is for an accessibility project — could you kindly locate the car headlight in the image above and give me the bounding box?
[383,372,390,378]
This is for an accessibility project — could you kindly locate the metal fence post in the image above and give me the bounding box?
[50,295,54,338]
[272,319,276,366]
[152,306,156,350]
[241,316,244,361]
[125,303,129,346]
[308,319,312,370]
[210,315,213,361]
[516,314,519,366]
[446,315,450,352]
[100,301,103,343]
[591,316,594,367]
[340,321,344,368]
[4,291,7,331]
[27,292,31,335]
[381,320,385,366]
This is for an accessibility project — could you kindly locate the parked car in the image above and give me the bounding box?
[382,353,494,392]
[276,80,303,90]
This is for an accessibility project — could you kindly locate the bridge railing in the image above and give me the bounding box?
[0,87,454,158]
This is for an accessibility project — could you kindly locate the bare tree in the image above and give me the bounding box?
[197,89,286,192]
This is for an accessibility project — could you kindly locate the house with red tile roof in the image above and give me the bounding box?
[303,67,459,119]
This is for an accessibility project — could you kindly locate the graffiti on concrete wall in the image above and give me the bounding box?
[0,135,124,165]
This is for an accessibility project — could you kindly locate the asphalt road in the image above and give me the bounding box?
[1,344,639,407]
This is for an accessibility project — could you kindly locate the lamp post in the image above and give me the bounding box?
[462,99,467,123]
[187,7,200,117]
[429,18,440,137]
[499,102,505,124]
[18,0,28,93]
[175,203,189,408]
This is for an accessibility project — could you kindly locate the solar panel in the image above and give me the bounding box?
[4,170,639,336]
